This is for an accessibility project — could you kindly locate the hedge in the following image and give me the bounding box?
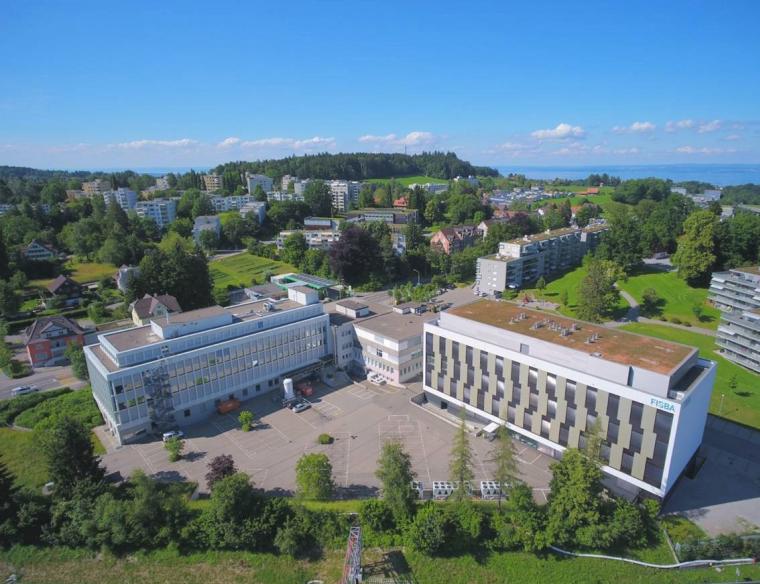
[14,389,102,430]
[0,388,72,425]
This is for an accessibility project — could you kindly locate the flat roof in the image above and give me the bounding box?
[290,285,315,294]
[446,301,695,375]
[336,299,369,311]
[505,227,580,246]
[734,266,760,276]
[354,310,437,341]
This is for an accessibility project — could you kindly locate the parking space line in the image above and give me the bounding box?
[415,420,433,485]
[344,434,351,487]
[136,445,157,474]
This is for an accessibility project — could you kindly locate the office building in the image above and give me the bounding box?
[475,224,608,293]
[203,174,224,192]
[85,287,331,444]
[709,266,760,374]
[135,198,177,229]
[103,188,138,211]
[326,180,362,212]
[82,179,111,195]
[423,300,716,498]
[246,173,273,194]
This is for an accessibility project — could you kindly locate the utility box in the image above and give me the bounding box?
[411,480,424,499]
[216,398,241,415]
[480,481,503,500]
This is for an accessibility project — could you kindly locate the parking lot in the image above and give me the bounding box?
[100,378,553,499]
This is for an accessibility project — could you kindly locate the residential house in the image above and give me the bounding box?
[22,240,60,262]
[82,179,111,195]
[393,196,408,208]
[46,275,83,307]
[130,293,182,326]
[429,225,477,255]
[24,316,85,367]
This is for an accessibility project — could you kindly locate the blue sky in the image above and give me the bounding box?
[1,0,759,169]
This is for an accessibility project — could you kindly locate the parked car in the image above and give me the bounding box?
[292,402,311,413]
[162,430,185,442]
[11,385,38,397]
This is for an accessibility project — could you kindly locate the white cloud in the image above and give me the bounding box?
[358,131,436,148]
[217,136,241,148]
[698,119,722,133]
[665,119,695,133]
[111,138,199,150]
[612,121,656,134]
[612,147,641,155]
[485,141,541,157]
[675,145,735,155]
[531,123,585,140]
[239,136,336,150]
[724,134,741,141]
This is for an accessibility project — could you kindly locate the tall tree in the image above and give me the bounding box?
[282,232,308,268]
[575,258,624,323]
[40,417,105,498]
[295,453,333,501]
[206,455,237,490]
[596,202,643,274]
[376,441,417,522]
[672,210,718,285]
[65,342,89,380]
[328,225,383,285]
[0,461,18,546]
[449,413,474,501]
[487,426,519,508]
[303,180,332,216]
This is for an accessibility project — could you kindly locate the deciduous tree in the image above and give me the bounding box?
[376,441,417,522]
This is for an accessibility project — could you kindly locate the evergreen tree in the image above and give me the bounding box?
[40,417,105,498]
[575,258,623,323]
[376,441,417,522]
[449,412,474,501]
[487,426,519,508]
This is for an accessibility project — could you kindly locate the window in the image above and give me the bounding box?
[520,343,529,355]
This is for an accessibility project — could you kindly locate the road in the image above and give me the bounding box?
[0,364,86,400]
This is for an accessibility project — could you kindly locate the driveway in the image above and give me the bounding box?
[0,364,86,400]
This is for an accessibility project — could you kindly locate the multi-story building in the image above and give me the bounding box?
[238,201,267,223]
[430,225,477,255]
[246,173,273,194]
[210,195,261,213]
[475,224,608,293]
[192,215,221,242]
[21,240,60,262]
[346,208,419,225]
[709,266,760,373]
[155,176,171,191]
[267,191,305,203]
[85,287,331,444]
[424,300,716,499]
[454,175,479,187]
[276,228,341,251]
[203,174,224,192]
[134,198,177,229]
[408,182,449,194]
[326,180,361,212]
[82,179,111,195]
[293,178,313,196]
[103,188,138,211]
[24,316,85,368]
[281,175,297,191]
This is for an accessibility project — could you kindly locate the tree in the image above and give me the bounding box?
[691,303,704,322]
[449,413,474,501]
[303,180,332,216]
[65,342,89,380]
[490,483,546,552]
[165,436,184,462]
[205,454,237,489]
[596,203,643,274]
[282,232,308,268]
[612,178,672,205]
[0,280,20,317]
[376,441,417,522]
[535,276,546,299]
[295,453,333,500]
[487,427,519,508]
[0,461,19,546]
[672,210,718,285]
[575,258,624,323]
[198,228,218,252]
[328,225,383,286]
[640,287,661,316]
[546,449,606,548]
[201,472,260,549]
[239,410,254,432]
[404,503,448,555]
[559,288,569,307]
[40,417,104,498]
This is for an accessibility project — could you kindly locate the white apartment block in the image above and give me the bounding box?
[203,174,224,192]
[276,228,341,251]
[210,195,264,214]
[424,300,716,499]
[239,201,267,223]
[293,179,313,196]
[326,180,362,212]
[281,175,297,191]
[134,198,177,229]
[246,173,274,194]
[102,188,138,211]
[155,176,171,190]
[267,191,305,203]
[82,179,112,195]
[85,287,330,444]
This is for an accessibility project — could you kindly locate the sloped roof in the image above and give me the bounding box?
[47,275,81,294]
[130,293,182,319]
[25,315,84,343]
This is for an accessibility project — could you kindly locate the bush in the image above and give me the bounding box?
[15,390,101,430]
[3,359,31,379]
[360,499,395,533]
[0,388,72,425]
[165,437,184,462]
[670,317,682,325]
[317,433,333,445]
[238,410,253,432]
[683,322,692,327]
[404,503,448,555]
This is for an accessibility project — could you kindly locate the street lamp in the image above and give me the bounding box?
[413,269,421,286]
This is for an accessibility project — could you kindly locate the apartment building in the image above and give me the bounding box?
[103,188,138,211]
[85,287,331,444]
[193,216,221,242]
[709,266,760,373]
[238,201,267,223]
[346,208,419,225]
[21,240,60,262]
[210,195,265,220]
[475,224,608,293]
[116,265,140,293]
[424,300,716,498]
[408,182,449,194]
[326,180,362,212]
[246,173,273,194]
[155,176,171,190]
[276,228,341,251]
[134,198,177,229]
[293,178,313,196]
[82,179,111,195]
[430,225,478,255]
[267,191,305,203]
[203,174,224,192]
[281,175,297,191]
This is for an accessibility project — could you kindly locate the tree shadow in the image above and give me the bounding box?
[184,450,207,462]
[734,391,752,398]
[150,470,185,482]
[363,549,419,583]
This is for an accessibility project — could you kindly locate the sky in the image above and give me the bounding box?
[1,0,759,170]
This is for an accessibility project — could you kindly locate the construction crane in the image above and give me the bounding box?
[339,525,362,584]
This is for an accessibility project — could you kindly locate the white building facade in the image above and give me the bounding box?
[246,173,274,194]
[134,198,177,229]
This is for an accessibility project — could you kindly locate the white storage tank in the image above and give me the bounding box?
[283,378,295,400]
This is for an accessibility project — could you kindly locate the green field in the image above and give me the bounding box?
[209,253,296,291]
[621,323,760,429]
[0,428,48,490]
[617,268,720,328]
[30,260,117,288]
[365,175,450,187]
[3,545,760,584]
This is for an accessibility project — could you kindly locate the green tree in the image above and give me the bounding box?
[672,210,718,285]
[239,410,254,432]
[641,287,661,316]
[0,280,20,317]
[40,417,105,498]
[404,503,448,555]
[198,228,219,252]
[65,342,89,380]
[575,259,624,323]
[0,461,19,546]
[376,440,417,522]
[358,185,375,208]
[596,203,643,274]
[691,302,704,322]
[487,426,519,508]
[295,453,333,500]
[303,180,332,216]
[201,472,259,549]
[535,276,546,299]
[165,436,184,462]
[282,232,308,268]
[559,288,569,307]
[205,454,237,489]
[449,413,474,501]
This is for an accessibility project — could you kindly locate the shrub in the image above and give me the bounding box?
[404,503,448,555]
[15,390,101,430]
[0,388,71,425]
[205,454,237,489]
[360,499,395,533]
[165,437,184,462]
[670,317,682,325]
[238,410,254,432]
[683,322,692,327]
[317,433,333,445]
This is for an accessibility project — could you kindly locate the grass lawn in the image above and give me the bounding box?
[4,545,760,584]
[209,253,296,291]
[0,428,48,491]
[621,323,760,429]
[365,175,450,187]
[617,267,720,329]
[29,260,117,288]
[520,264,628,319]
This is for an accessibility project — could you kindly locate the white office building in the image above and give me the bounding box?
[103,188,138,211]
[134,198,177,229]
[326,180,362,212]
[246,173,274,194]
[423,300,716,499]
[85,287,330,444]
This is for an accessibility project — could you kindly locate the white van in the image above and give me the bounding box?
[11,385,38,397]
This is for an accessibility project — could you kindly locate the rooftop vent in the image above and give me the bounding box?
[590,351,603,358]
